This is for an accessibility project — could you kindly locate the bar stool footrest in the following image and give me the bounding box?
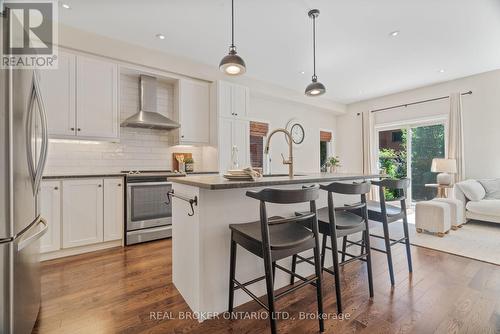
[233,278,269,311]
[295,254,315,266]
[233,275,267,290]
[275,276,318,300]
[275,263,317,288]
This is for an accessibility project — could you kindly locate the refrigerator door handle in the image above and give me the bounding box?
[32,71,49,193]
[0,237,14,244]
[17,216,48,251]
[25,86,37,192]
[25,71,49,194]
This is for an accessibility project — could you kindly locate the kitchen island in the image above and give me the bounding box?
[170,173,381,321]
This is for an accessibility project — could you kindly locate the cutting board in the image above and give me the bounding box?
[172,153,192,171]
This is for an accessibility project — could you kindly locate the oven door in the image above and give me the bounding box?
[127,182,172,231]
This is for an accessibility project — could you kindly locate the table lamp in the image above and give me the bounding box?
[431,158,457,185]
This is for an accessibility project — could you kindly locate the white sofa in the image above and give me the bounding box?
[454,179,500,224]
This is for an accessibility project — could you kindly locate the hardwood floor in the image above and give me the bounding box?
[33,237,500,334]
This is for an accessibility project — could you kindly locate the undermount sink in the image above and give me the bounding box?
[262,174,306,177]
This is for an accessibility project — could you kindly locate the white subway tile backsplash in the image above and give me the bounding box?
[44,72,215,175]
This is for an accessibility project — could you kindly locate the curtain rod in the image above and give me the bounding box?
[368,90,472,114]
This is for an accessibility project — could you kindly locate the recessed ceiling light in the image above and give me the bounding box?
[155,33,166,40]
[389,30,400,37]
[300,71,305,75]
[61,3,71,9]
[438,69,445,73]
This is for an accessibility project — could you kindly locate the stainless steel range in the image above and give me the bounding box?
[123,170,185,245]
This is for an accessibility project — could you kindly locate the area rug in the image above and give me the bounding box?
[370,216,500,265]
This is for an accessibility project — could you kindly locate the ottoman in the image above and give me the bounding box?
[415,201,451,237]
[433,198,465,230]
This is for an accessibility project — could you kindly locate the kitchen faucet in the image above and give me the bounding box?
[264,128,294,177]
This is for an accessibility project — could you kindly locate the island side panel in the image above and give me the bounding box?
[172,183,202,314]
[197,184,358,315]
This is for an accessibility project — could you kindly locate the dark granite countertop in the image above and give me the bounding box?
[170,173,382,190]
[186,171,219,175]
[43,173,126,180]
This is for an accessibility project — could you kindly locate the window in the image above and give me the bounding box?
[319,131,332,170]
[249,121,269,169]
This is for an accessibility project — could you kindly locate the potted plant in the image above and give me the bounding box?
[326,156,341,173]
[185,157,194,173]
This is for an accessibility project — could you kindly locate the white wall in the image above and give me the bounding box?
[45,73,217,174]
[337,69,500,179]
[249,94,337,174]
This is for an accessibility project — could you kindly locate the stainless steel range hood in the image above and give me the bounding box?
[121,75,180,130]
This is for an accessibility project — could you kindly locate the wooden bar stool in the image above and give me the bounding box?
[291,181,374,314]
[228,185,324,334]
[349,178,412,286]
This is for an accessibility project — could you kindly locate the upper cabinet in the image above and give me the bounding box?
[177,79,210,144]
[215,80,251,172]
[38,50,119,141]
[217,81,249,119]
[38,51,76,137]
[76,56,119,139]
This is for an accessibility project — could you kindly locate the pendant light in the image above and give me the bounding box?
[219,0,246,76]
[305,9,326,96]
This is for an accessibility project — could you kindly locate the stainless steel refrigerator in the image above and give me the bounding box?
[1,10,50,334]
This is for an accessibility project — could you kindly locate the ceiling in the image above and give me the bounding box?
[58,0,500,104]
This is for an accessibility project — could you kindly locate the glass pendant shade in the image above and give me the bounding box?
[219,47,246,75]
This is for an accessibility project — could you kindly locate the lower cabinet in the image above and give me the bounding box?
[40,177,124,256]
[40,181,62,253]
[62,179,104,248]
[103,178,124,241]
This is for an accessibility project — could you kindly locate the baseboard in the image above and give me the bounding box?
[41,240,123,261]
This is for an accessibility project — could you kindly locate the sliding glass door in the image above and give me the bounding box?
[409,124,445,201]
[377,120,446,204]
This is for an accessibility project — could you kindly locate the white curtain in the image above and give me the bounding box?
[448,93,466,182]
[362,110,378,199]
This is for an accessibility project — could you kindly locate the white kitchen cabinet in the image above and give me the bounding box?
[38,50,119,140]
[38,51,76,137]
[178,79,210,144]
[218,118,249,172]
[219,118,233,171]
[76,56,119,139]
[103,178,124,242]
[62,179,104,248]
[217,81,249,118]
[40,181,62,253]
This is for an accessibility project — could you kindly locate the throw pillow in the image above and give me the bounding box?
[457,179,486,201]
[478,179,500,199]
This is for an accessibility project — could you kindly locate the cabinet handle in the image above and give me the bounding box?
[117,184,121,187]
[98,184,102,188]
[54,186,58,190]
[181,135,184,138]
[70,127,75,131]
[77,128,81,132]
[235,113,238,116]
